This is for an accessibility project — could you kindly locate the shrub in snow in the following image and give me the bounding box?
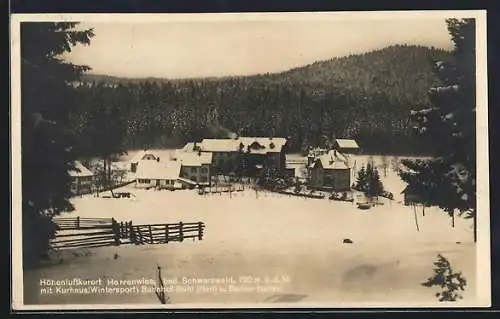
[422,254,467,302]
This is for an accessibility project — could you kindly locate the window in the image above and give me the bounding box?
[191,167,197,173]
[201,167,208,174]
[138,179,151,184]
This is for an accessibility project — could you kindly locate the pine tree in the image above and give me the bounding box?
[21,22,94,267]
[354,166,367,191]
[399,19,477,241]
[368,168,384,197]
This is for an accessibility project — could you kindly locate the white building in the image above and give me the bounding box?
[177,151,213,186]
[130,150,159,172]
[135,160,181,189]
[68,161,95,195]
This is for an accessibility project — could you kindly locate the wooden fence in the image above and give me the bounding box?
[50,217,205,250]
[119,221,205,245]
[51,218,118,250]
[200,184,244,195]
[53,217,114,230]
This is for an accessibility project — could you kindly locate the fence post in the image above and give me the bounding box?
[149,225,153,244]
[76,216,80,229]
[111,218,120,246]
[130,225,136,244]
[198,222,203,240]
[179,222,184,242]
[165,225,169,243]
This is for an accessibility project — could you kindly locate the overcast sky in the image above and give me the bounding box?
[64,17,454,79]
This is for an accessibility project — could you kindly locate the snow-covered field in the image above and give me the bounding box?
[23,153,478,308]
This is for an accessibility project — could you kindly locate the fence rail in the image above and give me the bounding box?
[122,221,205,245]
[50,217,205,250]
[53,217,114,230]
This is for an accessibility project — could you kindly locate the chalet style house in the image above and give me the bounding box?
[307,149,352,191]
[175,150,213,186]
[68,161,95,195]
[130,150,159,172]
[135,159,182,189]
[190,137,288,174]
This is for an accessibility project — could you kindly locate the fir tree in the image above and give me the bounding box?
[21,22,94,267]
[368,168,385,197]
[354,166,367,191]
[422,254,467,301]
[399,19,477,241]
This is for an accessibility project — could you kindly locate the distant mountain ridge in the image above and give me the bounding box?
[74,44,454,154]
[81,44,452,89]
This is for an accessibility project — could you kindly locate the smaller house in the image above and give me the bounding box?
[238,137,288,172]
[130,150,158,172]
[333,139,360,154]
[199,138,240,168]
[308,150,351,191]
[178,151,213,186]
[68,161,95,195]
[135,160,181,189]
[401,185,423,206]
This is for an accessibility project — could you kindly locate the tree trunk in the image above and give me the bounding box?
[473,208,477,243]
[413,205,420,232]
[103,158,107,186]
[422,205,425,217]
[451,210,455,228]
[108,158,112,185]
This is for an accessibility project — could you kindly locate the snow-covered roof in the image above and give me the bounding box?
[177,151,213,166]
[68,161,94,177]
[130,150,158,163]
[200,137,288,154]
[135,160,181,180]
[181,142,201,153]
[335,139,359,149]
[200,139,240,152]
[239,137,287,154]
[314,151,349,170]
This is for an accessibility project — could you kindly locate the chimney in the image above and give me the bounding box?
[307,154,314,167]
[157,157,160,162]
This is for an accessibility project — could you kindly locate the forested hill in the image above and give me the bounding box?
[73,44,453,155]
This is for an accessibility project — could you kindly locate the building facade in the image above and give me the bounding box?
[68,161,95,195]
[135,160,181,189]
[130,150,159,172]
[196,137,288,176]
[308,150,351,191]
[177,151,213,186]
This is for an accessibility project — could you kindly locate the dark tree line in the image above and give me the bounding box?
[73,45,453,155]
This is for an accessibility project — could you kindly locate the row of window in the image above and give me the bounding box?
[193,167,208,173]
[138,176,209,184]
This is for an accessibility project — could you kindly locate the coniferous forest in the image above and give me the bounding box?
[70,44,452,158]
